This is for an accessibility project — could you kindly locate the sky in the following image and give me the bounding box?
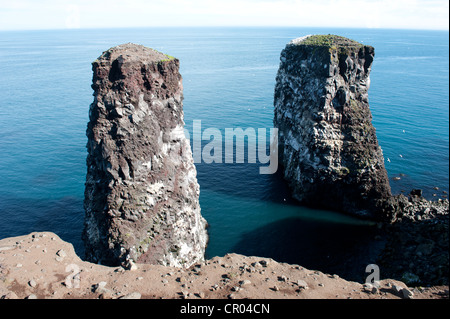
[0,0,448,31]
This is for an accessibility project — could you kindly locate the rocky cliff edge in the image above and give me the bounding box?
[0,232,447,299]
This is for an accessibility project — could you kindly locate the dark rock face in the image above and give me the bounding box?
[274,35,392,219]
[83,43,208,267]
[378,194,449,286]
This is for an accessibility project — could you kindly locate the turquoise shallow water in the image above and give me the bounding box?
[0,28,448,281]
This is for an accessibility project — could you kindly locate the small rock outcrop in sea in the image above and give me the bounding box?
[83,43,208,267]
[378,192,449,286]
[274,35,391,219]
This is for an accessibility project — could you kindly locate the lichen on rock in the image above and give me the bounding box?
[83,43,208,267]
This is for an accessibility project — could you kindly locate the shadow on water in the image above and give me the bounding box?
[192,143,389,282]
[196,161,297,204]
[231,217,386,283]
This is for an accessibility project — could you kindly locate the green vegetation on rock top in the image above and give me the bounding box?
[158,54,176,62]
[298,34,364,50]
[301,34,363,47]
[294,34,371,55]
[93,43,177,65]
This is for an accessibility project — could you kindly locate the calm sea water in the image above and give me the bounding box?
[0,27,448,281]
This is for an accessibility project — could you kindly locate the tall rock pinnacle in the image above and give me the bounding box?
[274,35,392,218]
[83,43,208,267]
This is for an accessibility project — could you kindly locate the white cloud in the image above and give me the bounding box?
[0,0,448,30]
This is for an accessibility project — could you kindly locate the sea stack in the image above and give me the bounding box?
[274,35,391,218]
[83,43,208,267]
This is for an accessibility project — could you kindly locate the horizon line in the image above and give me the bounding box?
[0,25,449,33]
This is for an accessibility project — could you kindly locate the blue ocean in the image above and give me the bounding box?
[0,28,448,281]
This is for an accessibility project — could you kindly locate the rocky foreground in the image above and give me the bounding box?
[0,232,448,300]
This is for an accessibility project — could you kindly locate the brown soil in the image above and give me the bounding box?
[0,232,448,300]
